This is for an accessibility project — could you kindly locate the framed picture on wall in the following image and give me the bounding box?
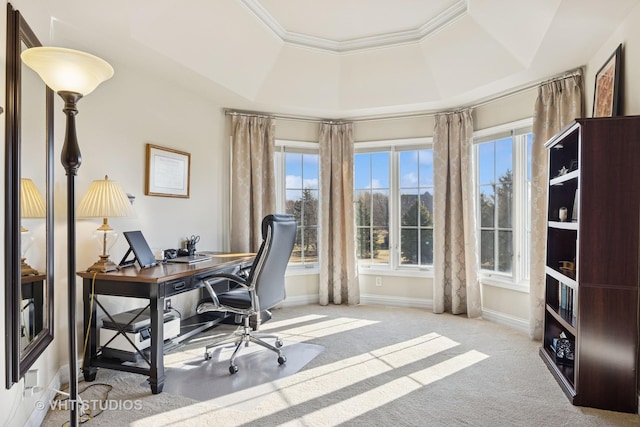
[145,144,191,198]
[592,43,622,117]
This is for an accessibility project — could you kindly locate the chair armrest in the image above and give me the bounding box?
[201,279,222,308]
[203,272,249,287]
[201,272,250,308]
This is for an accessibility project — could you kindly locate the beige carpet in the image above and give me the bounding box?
[42,304,640,426]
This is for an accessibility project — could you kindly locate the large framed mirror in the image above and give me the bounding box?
[5,3,54,388]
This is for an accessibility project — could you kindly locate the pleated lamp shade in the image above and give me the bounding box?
[20,47,114,95]
[20,178,46,219]
[78,176,133,273]
[20,178,45,275]
[77,175,134,220]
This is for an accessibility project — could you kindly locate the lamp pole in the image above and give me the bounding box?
[59,90,83,427]
[20,45,114,427]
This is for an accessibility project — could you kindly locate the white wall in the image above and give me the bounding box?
[4,0,640,424]
[1,1,244,423]
[584,0,640,117]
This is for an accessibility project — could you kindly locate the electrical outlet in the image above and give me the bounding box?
[375,277,382,287]
[165,299,172,310]
[25,369,39,389]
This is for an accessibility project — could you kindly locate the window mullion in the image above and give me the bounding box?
[493,142,499,272]
[390,147,398,269]
[513,133,526,283]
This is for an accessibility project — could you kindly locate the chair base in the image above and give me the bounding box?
[204,316,286,374]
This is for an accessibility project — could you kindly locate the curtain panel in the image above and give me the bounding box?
[230,115,276,253]
[433,109,482,317]
[529,72,583,340]
[319,122,359,305]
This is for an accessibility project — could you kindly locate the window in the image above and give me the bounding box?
[478,138,513,273]
[474,120,532,288]
[399,150,434,266]
[354,138,433,271]
[354,152,390,266]
[275,141,319,268]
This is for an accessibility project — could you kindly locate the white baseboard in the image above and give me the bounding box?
[481,308,529,334]
[361,294,432,309]
[286,293,528,334]
[281,294,320,307]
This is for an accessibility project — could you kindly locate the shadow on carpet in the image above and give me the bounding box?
[157,341,324,410]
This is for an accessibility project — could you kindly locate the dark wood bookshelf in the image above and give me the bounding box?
[541,116,640,414]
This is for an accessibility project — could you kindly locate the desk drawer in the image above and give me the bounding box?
[165,277,195,295]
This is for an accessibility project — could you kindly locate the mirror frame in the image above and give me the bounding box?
[4,3,54,388]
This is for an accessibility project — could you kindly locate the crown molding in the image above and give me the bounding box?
[241,0,468,54]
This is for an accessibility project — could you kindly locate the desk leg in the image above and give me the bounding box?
[149,290,165,394]
[32,280,44,335]
[82,278,98,382]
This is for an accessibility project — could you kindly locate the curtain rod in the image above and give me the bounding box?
[224,67,583,124]
[224,109,326,124]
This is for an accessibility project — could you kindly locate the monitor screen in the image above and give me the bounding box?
[122,230,157,268]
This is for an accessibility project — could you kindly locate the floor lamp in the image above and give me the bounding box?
[21,47,114,427]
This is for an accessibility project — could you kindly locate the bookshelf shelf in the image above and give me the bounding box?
[548,221,578,231]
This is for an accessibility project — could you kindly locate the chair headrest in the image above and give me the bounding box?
[261,214,296,239]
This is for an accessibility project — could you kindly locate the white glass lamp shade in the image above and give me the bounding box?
[20,47,114,95]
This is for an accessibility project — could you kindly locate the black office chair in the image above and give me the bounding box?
[196,214,297,374]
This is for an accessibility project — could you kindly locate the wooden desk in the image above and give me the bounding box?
[78,252,254,394]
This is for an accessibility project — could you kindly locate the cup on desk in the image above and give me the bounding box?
[186,242,196,256]
[153,248,165,261]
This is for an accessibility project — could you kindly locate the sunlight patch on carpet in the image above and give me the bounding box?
[224,333,486,425]
[279,317,379,340]
[284,350,490,426]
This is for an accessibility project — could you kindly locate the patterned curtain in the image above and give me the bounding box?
[230,115,276,253]
[319,122,359,305]
[433,109,481,317]
[529,72,583,340]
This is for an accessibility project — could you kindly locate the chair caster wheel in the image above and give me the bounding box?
[278,356,286,365]
[275,339,283,348]
[229,365,239,375]
[204,352,211,361]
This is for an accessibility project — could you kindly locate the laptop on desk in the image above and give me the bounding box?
[166,253,213,264]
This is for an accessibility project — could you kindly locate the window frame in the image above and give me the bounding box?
[355,137,433,275]
[275,139,320,271]
[473,118,533,292]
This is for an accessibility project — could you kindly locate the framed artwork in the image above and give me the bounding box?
[145,144,191,198]
[592,44,622,117]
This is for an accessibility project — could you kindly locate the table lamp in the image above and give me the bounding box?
[21,46,113,427]
[20,178,46,276]
[78,175,134,272]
